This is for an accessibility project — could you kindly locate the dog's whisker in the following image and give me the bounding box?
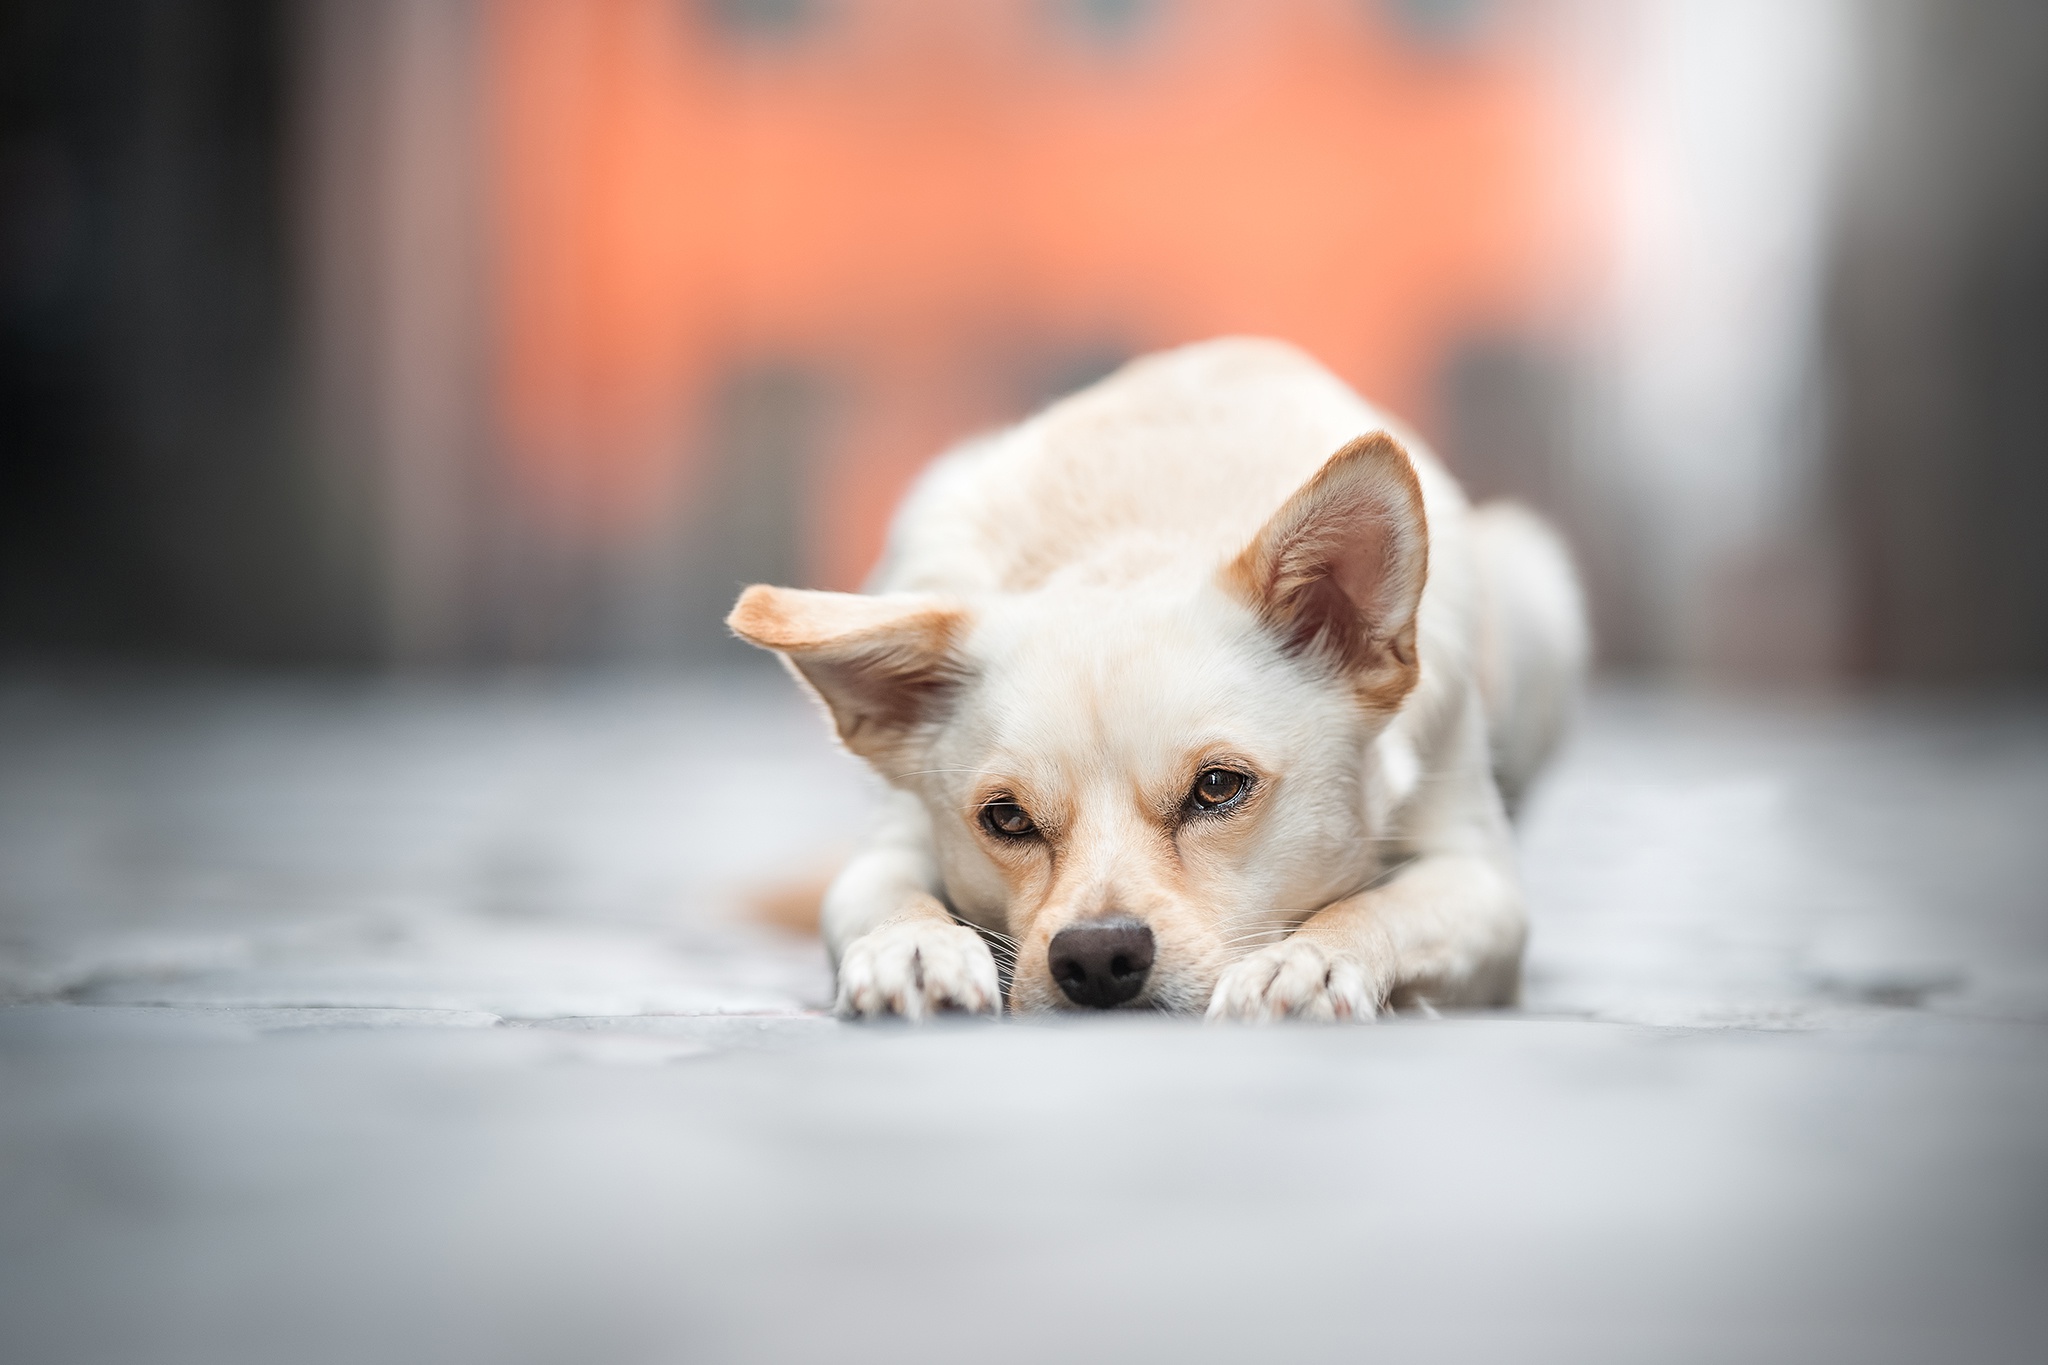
[1219,917,1304,934]
[1216,934,1295,952]
[1215,926,1301,946]
[1223,908,1316,926]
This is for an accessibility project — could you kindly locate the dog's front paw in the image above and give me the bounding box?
[1205,939,1377,1022]
[836,919,1001,1021]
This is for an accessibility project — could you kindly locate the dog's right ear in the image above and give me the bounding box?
[727,586,971,766]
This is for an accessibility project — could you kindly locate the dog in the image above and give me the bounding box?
[729,338,1586,1020]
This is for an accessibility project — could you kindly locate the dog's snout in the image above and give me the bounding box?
[1047,917,1154,1008]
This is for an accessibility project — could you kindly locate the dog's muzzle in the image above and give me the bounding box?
[1047,917,1154,1008]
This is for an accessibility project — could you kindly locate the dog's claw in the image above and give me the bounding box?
[836,919,1001,1021]
[1206,939,1377,1023]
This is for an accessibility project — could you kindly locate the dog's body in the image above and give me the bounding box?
[731,338,1585,1019]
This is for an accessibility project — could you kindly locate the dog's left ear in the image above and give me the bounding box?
[727,585,971,767]
[1222,431,1428,710]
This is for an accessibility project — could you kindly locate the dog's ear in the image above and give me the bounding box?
[1221,431,1428,710]
[727,585,971,766]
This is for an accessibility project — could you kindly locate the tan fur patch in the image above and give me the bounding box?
[745,871,831,936]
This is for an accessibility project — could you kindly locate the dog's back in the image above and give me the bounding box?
[874,338,1431,594]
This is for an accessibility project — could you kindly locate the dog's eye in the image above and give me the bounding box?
[979,800,1036,839]
[1190,767,1252,811]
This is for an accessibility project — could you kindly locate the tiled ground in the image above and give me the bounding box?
[2,674,2044,1364]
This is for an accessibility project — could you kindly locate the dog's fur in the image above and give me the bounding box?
[729,339,1586,1020]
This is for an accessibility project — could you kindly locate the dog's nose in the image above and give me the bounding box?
[1047,917,1154,1008]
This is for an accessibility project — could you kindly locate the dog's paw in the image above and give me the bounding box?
[1205,939,1378,1022]
[836,919,1002,1021]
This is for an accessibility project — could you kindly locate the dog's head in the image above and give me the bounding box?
[730,433,1428,1012]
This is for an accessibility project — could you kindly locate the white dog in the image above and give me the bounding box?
[730,339,1585,1020]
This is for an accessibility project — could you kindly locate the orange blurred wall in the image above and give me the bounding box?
[488,0,1603,589]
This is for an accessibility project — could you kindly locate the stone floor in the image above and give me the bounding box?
[2,673,2045,1364]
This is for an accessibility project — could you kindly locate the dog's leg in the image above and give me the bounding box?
[824,789,1001,1020]
[1208,695,1528,1021]
[1205,852,1526,1021]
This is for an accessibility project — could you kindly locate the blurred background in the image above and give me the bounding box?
[6,11,2048,1363]
[2,0,2044,679]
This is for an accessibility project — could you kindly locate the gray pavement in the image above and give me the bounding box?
[2,674,2045,1364]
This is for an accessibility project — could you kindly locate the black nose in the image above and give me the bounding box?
[1047,917,1155,1009]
